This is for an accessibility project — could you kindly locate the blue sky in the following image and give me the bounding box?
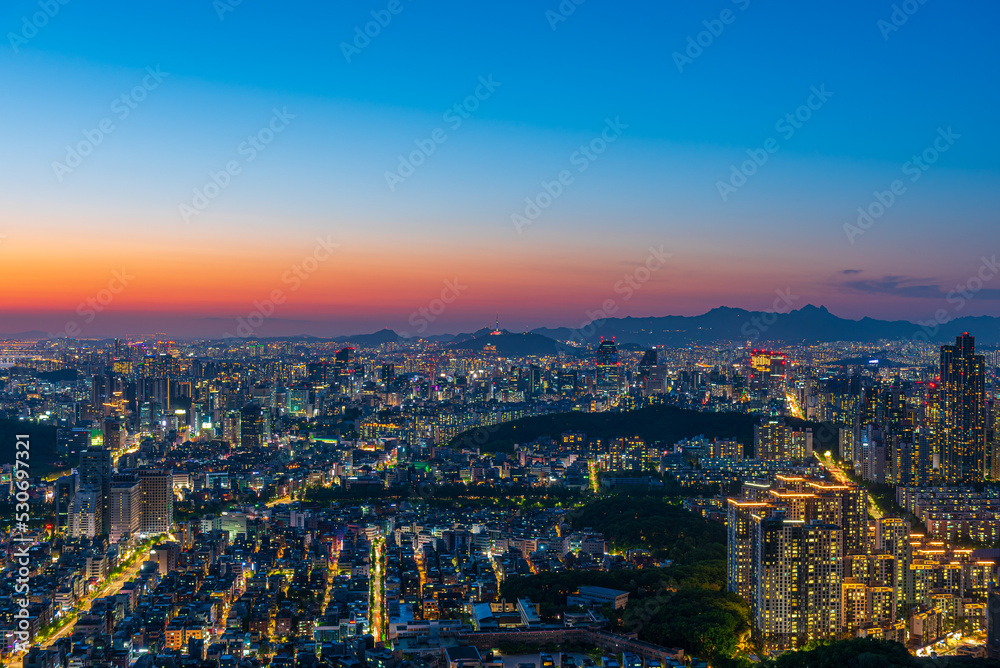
[1,0,998,336]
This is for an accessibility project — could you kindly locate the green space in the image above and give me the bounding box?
[450,405,757,454]
[715,637,1000,667]
[448,405,841,459]
[0,419,60,477]
[500,495,749,661]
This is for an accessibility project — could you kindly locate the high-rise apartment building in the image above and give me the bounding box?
[727,499,772,603]
[754,419,812,461]
[752,514,843,648]
[79,446,113,535]
[134,469,173,534]
[939,333,986,484]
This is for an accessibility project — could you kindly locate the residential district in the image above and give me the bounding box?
[1,328,999,666]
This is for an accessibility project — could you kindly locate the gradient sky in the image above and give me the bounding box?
[1,0,999,338]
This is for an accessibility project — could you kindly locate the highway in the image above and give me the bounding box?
[818,453,882,519]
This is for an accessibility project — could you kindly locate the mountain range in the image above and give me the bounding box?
[3,306,999,348]
[331,306,1000,349]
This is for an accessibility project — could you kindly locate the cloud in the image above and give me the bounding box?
[840,275,1000,300]
[841,269,862,275]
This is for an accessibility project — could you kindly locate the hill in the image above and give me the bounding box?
[0,420,60,477]
[450,405,839,458]
[450,404,759,453]
[446,329,578,357]
[530,304,1000,346]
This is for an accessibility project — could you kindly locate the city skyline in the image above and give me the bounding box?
[3,2,1000,663]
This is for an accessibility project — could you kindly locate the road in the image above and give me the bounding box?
[818,453,882,519]
[785,392,804,419]
[266,494,293,508]
[40,542,159,649]
[370,539,385,642]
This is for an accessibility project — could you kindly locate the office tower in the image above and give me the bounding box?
[752,515,843,649]
[69,488,101,538]
[103,418,125,452]
[749,350,786,394]
[134,469,173,534]
[637,348,658,377]
[335,346,356,368]
[240,403,264,448]
[595,339,621,397]
[57,427,92,459]
[558,369,577,395]
[54,473,77,533]
[307,361,329,391]
[636,348,668,395]
[529,364,542,396]
[223,409,241,447]
[939,333,986,484]
[91,373,111,416]
[380,363,396,386]
[79,446,113,536]
[109,474,141,543]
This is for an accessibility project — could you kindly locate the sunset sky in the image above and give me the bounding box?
[2,0,999,338]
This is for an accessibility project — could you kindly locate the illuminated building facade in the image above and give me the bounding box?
[939,333,986,484]
[595,339,621,397]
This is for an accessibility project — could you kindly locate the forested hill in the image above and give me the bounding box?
[450,404,839,457]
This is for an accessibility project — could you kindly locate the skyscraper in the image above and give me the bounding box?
[79,446,113,536]
[595,339,620,397]
[54,473,77,534]
[69,488,101,538]
[752,514,843,648]
[988,397,999,481]
[240,403,264,449]
[135,469,173,534]
[103,418,125,452]
[727,499,771,603]
[109,473,141,543]
[939,333,986,484]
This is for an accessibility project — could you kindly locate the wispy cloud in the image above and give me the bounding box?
[840,275,1000,300]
